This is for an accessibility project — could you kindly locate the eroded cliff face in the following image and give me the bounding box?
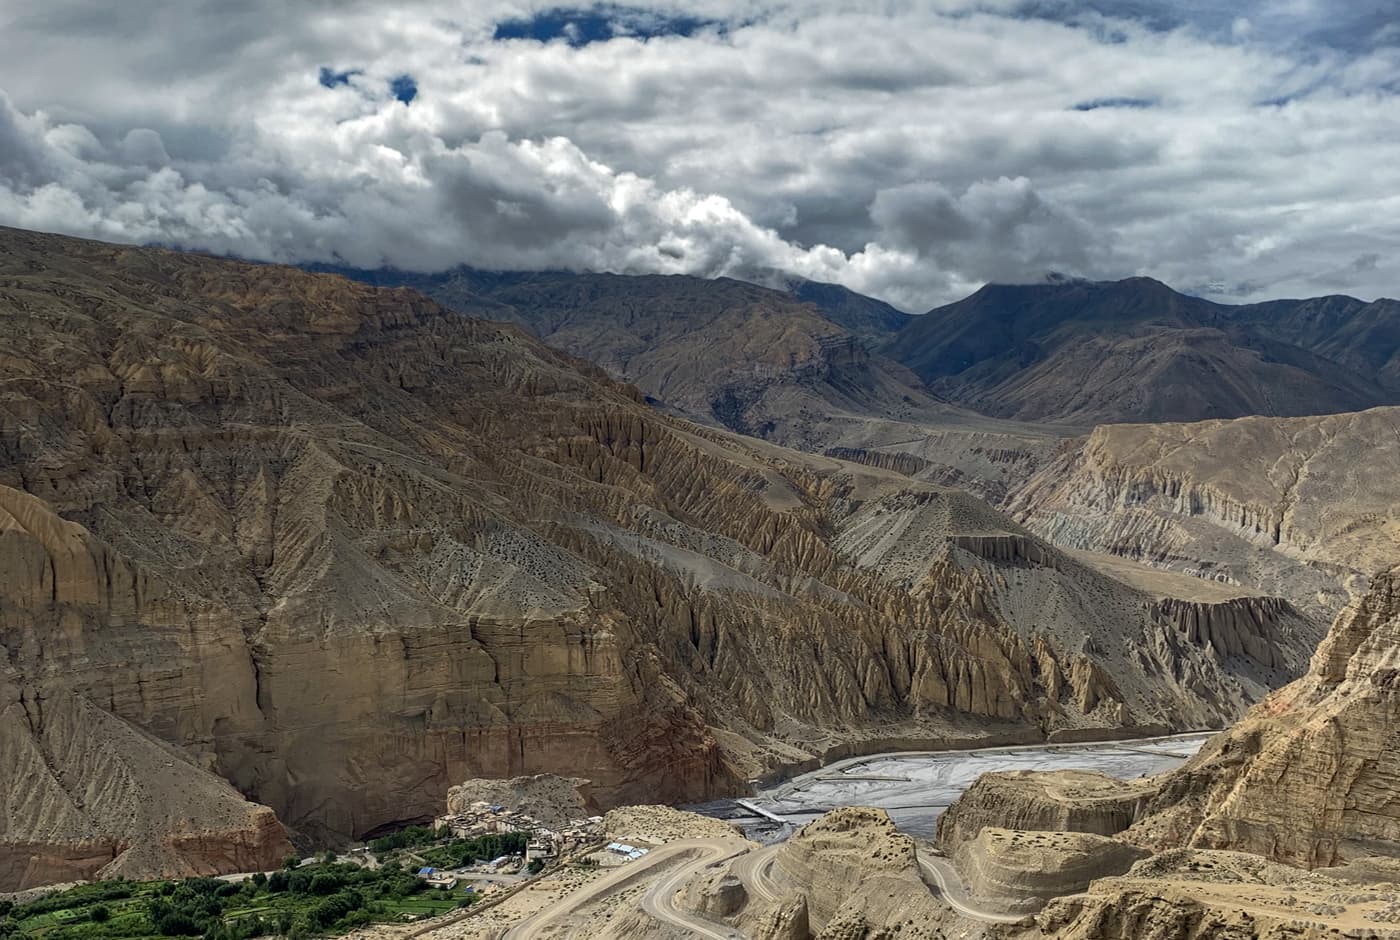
[1009,411,1400,619]
[760,808,949,939]
[0,227,1319,885]
[0,675,291,891]
[935,770,1156,852]
[939,567,1400,871]
[1132,565,1400,868]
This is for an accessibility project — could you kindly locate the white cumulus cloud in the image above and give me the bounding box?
[0,0,1398,310]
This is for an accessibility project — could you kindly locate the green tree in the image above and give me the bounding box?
[309,872,343,896]
[90,904,111,923]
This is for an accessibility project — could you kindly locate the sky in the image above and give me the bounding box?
[0,0,1397,311]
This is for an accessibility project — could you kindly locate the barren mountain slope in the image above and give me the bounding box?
[888,277,1400,424]
[331,265,1042,455]
[0,227,1318,887]
[0,672,291,891]
[1009,408,1400,617]
[786,278,913,341]
[1229,293,1400,390]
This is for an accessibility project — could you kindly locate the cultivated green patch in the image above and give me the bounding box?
[0,860,469,940]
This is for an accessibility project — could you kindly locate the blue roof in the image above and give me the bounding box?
[417,867,434,875]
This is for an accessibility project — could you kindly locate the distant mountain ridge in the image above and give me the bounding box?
[327,265,1399,430]
[888,277,1400,424]
[316,264,990,450]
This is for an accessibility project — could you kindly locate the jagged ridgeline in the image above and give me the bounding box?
[0,227,1319,889]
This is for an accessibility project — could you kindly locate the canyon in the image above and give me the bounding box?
[0,227,1325,892]
[1,225,1397,940]
[358,263,1400,623]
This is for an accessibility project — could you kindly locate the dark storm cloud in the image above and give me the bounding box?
[0,0,1397,310]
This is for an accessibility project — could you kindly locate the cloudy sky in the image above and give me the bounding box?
[1,1,1397,310]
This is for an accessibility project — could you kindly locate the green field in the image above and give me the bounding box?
[0,861,471,940]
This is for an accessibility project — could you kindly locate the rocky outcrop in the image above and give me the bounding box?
[950,533,1062,568]
[751,895,811,940]
[1151,595,1297,668]
[953,827,1148,912]
[1129,565,1400,868]
[935,770,1155,851]
[1039,849,1400,939]
[942,567,1400,872]
[821,447,931,478]
[692,874,750,919]
[765,808,948,939]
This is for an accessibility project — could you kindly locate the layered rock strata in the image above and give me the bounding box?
[954,827,1149,912]
[920,563,1400,937]
[1010,409,1400,618]
[935,770,1156,851]
[940,569,1400,869]
[1132,564,1400,868]
[757,808,949,939]
[1039,850,1400,939]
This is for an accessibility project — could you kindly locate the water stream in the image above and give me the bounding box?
[687,733,1211,842]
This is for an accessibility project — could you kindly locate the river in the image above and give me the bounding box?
[687,732,1211,842]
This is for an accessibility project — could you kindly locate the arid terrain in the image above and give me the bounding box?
[1,226,1333,892]
[366,263,1400,623]
[4,2,1399,937]
[358,560,1400,939]
[1,226,1397,940]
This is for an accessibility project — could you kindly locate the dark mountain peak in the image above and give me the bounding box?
[787,278,913,339]
[890,273,1400,424]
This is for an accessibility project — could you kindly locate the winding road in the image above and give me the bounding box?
[490,837,1029,937]
[915,851,1031,925]
[638,844,747,940]
[729,844,785,905]
[500,838,747,939]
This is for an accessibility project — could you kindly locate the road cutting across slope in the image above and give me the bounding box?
[729,844,786,905]
[501,838,747,939]
[917,851,1032,925]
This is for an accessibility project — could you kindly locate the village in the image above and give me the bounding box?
[377,800,617,901]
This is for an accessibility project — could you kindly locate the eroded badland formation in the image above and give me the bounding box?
[3,225,1400,939]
